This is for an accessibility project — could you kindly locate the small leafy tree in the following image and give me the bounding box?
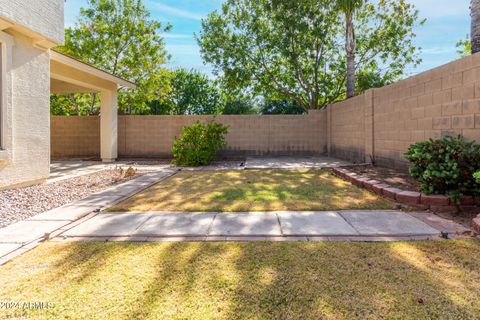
[355,70,394,94]
[50,94,99,116]
[198,0,423,112]
[168,69,224,115]
[261,99,305,115]
[53,0,171,114]
[223,97,259,114]
[456,37,472,58]
[474,171,480,184]
[405,136,480,203]
[172,121,229,166]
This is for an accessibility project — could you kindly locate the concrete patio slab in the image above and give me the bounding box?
[132,213,216,236]
[209,213,281,236]
[49,160,175,183]
[48,161,109,183]
[62,213,152,237]
[0,243,22,258]
[339,211,440,236]
[279,211,359,236]
[245,156,351,170]
[0,220,70,244]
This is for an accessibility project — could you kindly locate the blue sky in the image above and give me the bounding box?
[64,0,470,77]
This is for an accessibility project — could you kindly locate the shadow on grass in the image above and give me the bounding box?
[223,241,480,319]
[1,240,480,319]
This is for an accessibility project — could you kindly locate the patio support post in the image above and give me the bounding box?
[100,89,118,162]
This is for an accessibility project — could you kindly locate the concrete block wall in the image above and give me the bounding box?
[51,116,100,158]
[50,53,480,167]
[118,111,327,158]
[52,110,327,159]
[327,94,366,163]
[327,53,480,170]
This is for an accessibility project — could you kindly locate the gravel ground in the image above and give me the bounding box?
[0,169,139,229]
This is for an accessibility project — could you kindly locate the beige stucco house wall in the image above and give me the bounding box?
[0,0,136,189]
[0,0,65,188]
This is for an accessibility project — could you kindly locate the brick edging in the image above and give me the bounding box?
[331,167,480,215]
[473,215,480,233]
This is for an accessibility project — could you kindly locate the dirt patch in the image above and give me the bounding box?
[343,165,419,192]
[340,165,480,231]
[434,211,479,231]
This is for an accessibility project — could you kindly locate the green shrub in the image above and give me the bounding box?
[475,171,480,184]
[405,136,480,203]
[172,120,229,166]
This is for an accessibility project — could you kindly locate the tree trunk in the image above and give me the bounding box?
[90,93,97,115]
[472,0,480,53]
[345,12,356,98]
[72,94,79,116]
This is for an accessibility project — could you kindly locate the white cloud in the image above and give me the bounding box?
[147,1,205,20]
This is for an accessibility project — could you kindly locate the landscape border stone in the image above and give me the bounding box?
[331,167,480,223]
[473,215,480,233]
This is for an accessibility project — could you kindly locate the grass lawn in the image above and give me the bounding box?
[1,240,479,319]
[109,169,394,212]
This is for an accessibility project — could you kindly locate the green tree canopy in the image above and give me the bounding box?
[54,0,171,114]
[198,0,423,111]
[261,99,305,115]
[155,69,224,115]
[222,96,259,114]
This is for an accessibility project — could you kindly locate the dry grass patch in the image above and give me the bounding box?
[110,169,393,212]
[1,240,480,319]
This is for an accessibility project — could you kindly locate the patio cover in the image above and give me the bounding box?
[50,51,136,162]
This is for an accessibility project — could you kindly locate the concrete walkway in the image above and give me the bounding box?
[49,160,173,183]
[244,156,352,169]
[49,156,353,183]
[0,168,177,264]
[54,210,469,243]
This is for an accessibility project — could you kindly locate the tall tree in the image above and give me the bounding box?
[261,99,305,115]
[165,69,224,115]
[223,97,259,114]
[54,0,171,114]
[472,0,480,53]
[337,0,363,98]
[198,0,423,112]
